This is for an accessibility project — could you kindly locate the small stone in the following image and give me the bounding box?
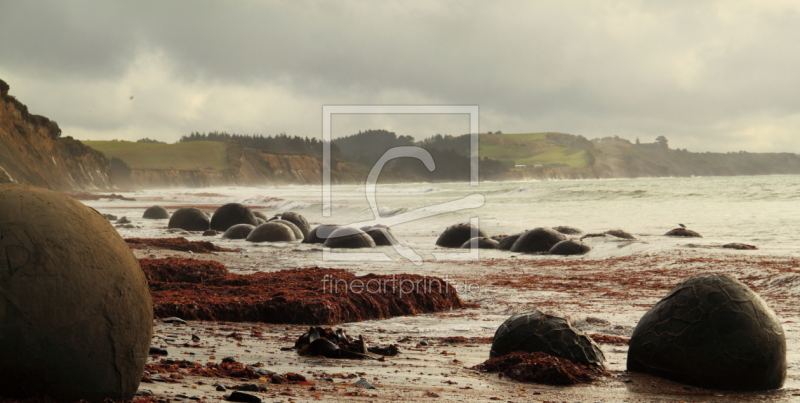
[216,385,227,392]
[203,230,219,236]
[162,317,188,325]
[149,347,168,356]
[236,384,259,392]
[222,356,237,363]
[225,391,262,403]
[355,379,376,389]
[254,368,274,376]
[136,389,154,396]
[116,216,131,224]
[192,334,201,341]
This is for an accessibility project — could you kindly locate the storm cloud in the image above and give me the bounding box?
[2,0,800,152]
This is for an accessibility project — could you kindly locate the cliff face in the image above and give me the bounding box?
[0,79,113,190]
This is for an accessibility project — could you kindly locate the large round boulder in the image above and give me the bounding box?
[549,240,591,255]
[323,227,376,249]
[278,212,311,238]
[272,219,304,240]
[460,237,498,249]
[142,205,170,219]
[435,223,488,248]
[222,224,256,239]
[302,224,342,244]
[246,222,297,243]
[496,233,522,250]
[510,227,566,253]
[0,184,152,401]
[628,273,786,391]
[210,203,258,231]
[490,311,605,367]
[360,224,397,246]
[168,207,210,231]
[553,226,583,235]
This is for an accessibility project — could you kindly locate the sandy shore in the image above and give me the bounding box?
[133,242,800,403]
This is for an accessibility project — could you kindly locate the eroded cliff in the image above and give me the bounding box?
[0,79,113,190]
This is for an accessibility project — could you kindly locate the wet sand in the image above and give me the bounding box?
[133,244,800,403]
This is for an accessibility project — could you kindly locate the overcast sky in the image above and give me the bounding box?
[2,0,800,152]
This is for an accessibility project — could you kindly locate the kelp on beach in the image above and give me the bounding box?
[142,258,466,324]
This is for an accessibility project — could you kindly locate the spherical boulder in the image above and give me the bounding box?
[302,224,342,244]
[0,184,152,401]
[279,212,311,238]
[549,240,591,255]
[222,224,256,239]
[435,223,488,248]
[553,226,583,235]
[210,203,258,231]
[142,205,170,219]
[490,311,605,367]
[510,227,566,253]
[496,233,522,250]
[168,207,210,231]
[360,224,397,246]
[627,273,786,391]
[460,237,499,249]
[273,219,304,240]
[605,229,635,239]
[323,227,376,249]
[252,211,268,221]
[246,222,297,243]
[665,227,702,237]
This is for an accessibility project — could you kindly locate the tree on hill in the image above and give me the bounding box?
[655,136,669,149]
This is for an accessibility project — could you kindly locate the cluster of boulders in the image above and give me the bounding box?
[435,223,599,255]
[491,273,786,391]
[302,224,397,249]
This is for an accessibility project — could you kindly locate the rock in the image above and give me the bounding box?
[252,211,268,221]
[277,212,311,238]
[553,226,583,235]
[628,273,786,391]
[122,224,138,229]
[222,356,237,363]
[460,237,498,249]
[225,391,261,403]
[723,243,758,250]
[223,224,256,240]
[210,203,258,231]
[246,222,297,243]
[605,229,635,239]
[302,224,342,244]
[116,216,131,224]
[162,317,187,325]
[203,230,218,236]
[168,208,210,232]
[355,379,377,389]
[435,223,488,248]
[510,227,567,253]
[255,218,266,225]
[272,219,304,240]
[143,206,170,219]
[323,227,376,249]
[360,224,397,246]
[102,213,118,221]
[549,240,591,255]
[216,385,227,392]
[149,347,168,356]
[235,384,258,391]
[0,184,152,401]
[665,228,702,237]
[135,389,153,396]
[490,311,605,367]
[254,368,274,376]
[496,234,522,250]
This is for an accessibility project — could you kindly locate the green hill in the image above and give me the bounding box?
[82,140,227,170]
[479,132,592,168]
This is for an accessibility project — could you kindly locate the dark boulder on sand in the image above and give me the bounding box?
[323,227,376,249]
[496,233,522,250]
[491,311,605,367]
[276,212,311,238]
[436,223,488,248]
[553,226,583,235]
[143,205,170,219]
[360,224,397,246]
[510,227,566,253]
[303,224,342,244]
[549,239,591,255]
[605,229,636,239]
[210,203,258,231]
[665,228,702,237]
[222,224,256,239]
[460,237,499,249]
[252,211,268,221]
[0,184,152,401]
[272,219,304,240]
[628,273,786,391]
[168,207,210,231]
[246,222,297,243]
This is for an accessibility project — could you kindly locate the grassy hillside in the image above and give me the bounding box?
[479,132,592,168]
[83,141,227,170]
